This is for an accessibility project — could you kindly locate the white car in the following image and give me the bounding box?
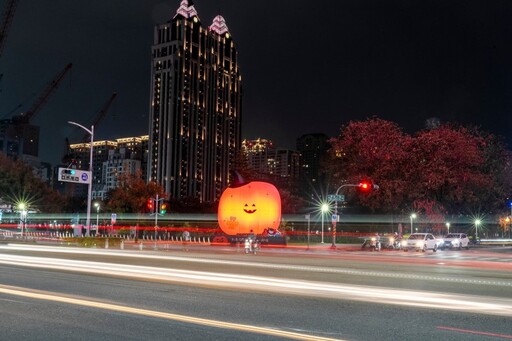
[440,233,470,250]
[401,233,438,252]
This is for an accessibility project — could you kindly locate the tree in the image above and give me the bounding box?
[328,117,412,212]
[105,170,166,213]
[0,152,66,212]
[326,118,511,222]
[408,125,493,216]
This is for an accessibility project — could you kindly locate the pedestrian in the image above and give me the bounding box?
[182,230,190,251]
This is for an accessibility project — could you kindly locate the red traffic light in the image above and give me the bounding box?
[359,181,379,191]
[147,198,154,210]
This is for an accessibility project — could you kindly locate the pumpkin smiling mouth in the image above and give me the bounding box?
[244,204,256,214]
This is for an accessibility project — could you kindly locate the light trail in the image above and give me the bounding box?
[1,252,512,317]
[2,244,512,287]
[437,326,512,339]
[0,285,342,341]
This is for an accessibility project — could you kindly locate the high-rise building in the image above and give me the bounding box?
[67,135,148,199]
[242,138,300,188]
[242,139,276,175]
[296,133,330,198]
[147,0,242,203]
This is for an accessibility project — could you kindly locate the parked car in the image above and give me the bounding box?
[401,233,438,252]
[440,233,470,250]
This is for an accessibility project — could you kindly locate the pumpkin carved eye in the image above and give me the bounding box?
[243,203,257,214]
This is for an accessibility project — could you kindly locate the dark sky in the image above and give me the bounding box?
[1,0,511,166]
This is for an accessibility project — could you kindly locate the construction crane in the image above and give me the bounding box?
[81,92,117,142]
[0,0,19,57]
[62,92,118,165]
[13,63,72,124]
[0,0,20,86]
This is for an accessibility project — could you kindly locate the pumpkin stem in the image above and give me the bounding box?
[230,170,247,188]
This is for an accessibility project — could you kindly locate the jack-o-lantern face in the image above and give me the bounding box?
[218,181,281,235]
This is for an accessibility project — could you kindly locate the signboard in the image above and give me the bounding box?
[332,214,339,222]
[58,168,91,184]
[111,213,117,225]
[327,194,345,202]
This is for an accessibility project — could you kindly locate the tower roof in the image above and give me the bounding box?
[209,15,230,36]
[173,0,199,20]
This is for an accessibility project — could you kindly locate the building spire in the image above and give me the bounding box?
[209,14,230,36]
[173,0,199,20]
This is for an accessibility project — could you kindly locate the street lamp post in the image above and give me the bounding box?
[510,202,512,239]
[410,213,417,235]
[320,203,328,244]
[18,203,27,238]
[94,202,100,235]
[152,194,164,246]
[68,121,94,237]
[475,219,481,241]
[504,217,509,239]
[305,214,311,249]
[445,222,450,235]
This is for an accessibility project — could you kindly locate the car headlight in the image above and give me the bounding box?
[371,237,376,241]
[401,240,407,247]
[416,241,424,247]
[437,239,443,244]
[389,237,394,243]
[453,239,459,244]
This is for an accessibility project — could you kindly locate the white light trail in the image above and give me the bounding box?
[2,244,511,287]
[0,252,511,317]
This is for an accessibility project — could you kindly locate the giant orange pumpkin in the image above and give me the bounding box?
[218,181,281,235]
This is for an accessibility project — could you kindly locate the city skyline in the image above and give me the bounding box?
[1,0,511,166]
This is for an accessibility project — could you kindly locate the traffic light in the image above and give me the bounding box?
[359,181,370,190]
[160,203,167,215]
[62,169,76,175]
[147,198,154,211]
[359,181,379,191]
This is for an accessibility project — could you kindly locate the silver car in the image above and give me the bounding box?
[440,233,470,250]
[401,233,438,252]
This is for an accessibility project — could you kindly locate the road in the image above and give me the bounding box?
[0,243,511,340]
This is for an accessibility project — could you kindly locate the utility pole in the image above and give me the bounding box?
[152,194,164,247]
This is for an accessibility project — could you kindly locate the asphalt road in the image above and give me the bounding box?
[0,243,511,340]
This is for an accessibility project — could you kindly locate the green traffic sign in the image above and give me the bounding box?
[327,194,345,202]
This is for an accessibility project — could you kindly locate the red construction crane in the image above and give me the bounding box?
[0,0,19,57]
[14,63,72,124]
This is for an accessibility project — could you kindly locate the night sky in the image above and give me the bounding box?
[1,0,511,166]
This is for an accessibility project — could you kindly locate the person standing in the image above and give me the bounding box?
[182,230,191,251]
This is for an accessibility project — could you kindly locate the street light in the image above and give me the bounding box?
[94,202,100,235]
[17,202,27,237]
[410,213,417,235]
[305,214,311,249]
[475,219,481,241]
[320,203,329,244]
[504,217,509,239]
[68,121,94,237]
[445,222,450,235]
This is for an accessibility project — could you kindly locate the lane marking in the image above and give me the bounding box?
[0,285,343,341]
[437,326,512,339]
